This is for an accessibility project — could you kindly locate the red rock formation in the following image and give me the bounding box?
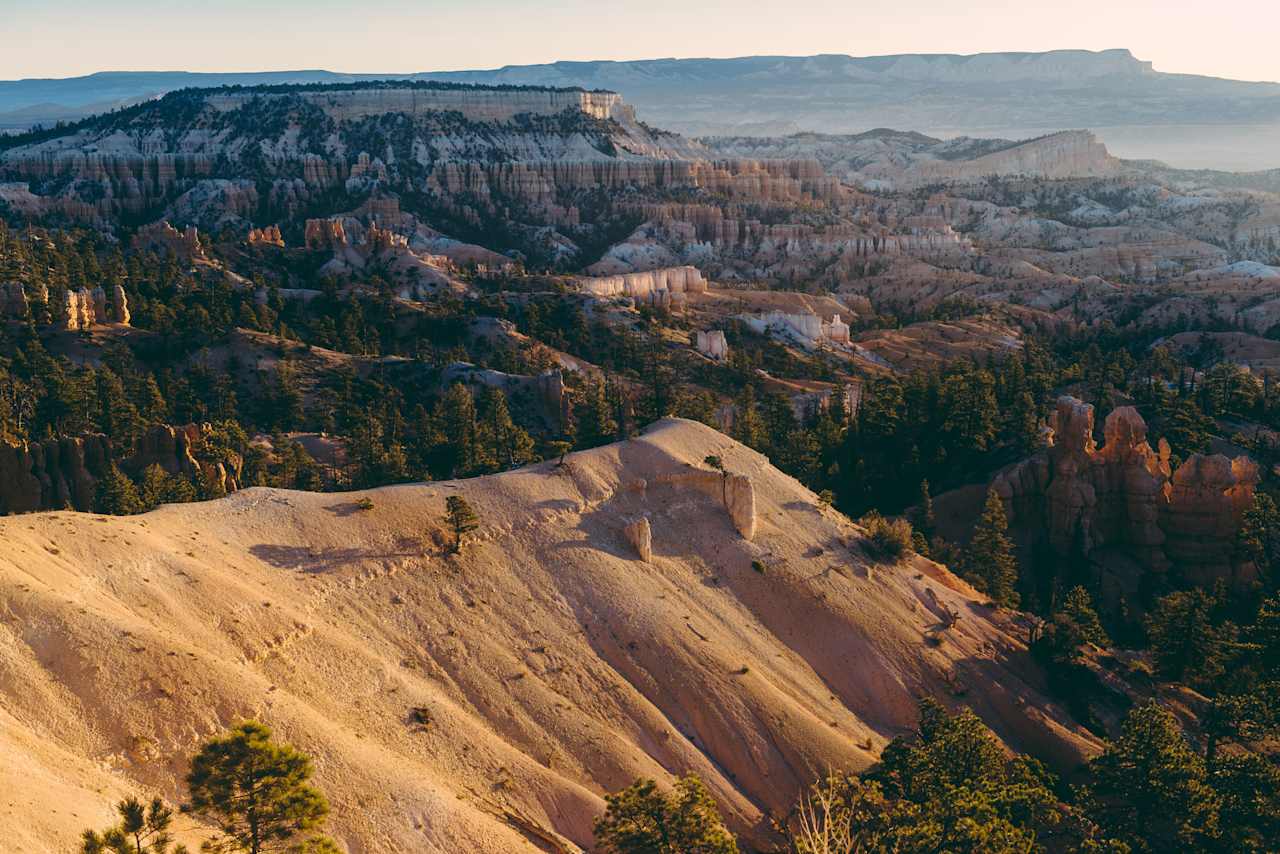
[0,424,241,516]
[1164,454,1259,585]
[132,221,206,261]
[993,396,1258,587]
[0,435,110,514]
[247,225,284,247]
[304,218,348,250]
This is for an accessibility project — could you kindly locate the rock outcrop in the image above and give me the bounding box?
[695,330,729,360]
[0,435,109,514]
[653,468,757,542]
[0,423,240,516]
[57,284,130,330]
[1164,454,1260,584]
[132,221,205,261]
[993,397,1259,588]
[247,225,284,247]
[739,310,851,348]
[579,266,707,303]
[624,516,653,562]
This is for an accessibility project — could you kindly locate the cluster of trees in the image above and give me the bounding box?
[80,721,336,854]
[598,696,1279,853]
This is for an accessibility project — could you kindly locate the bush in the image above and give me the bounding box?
[859,511,915,560]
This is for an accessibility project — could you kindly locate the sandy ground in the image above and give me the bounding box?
[0,419,1097,852]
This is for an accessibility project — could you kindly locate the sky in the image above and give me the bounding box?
[4,0,1278,83]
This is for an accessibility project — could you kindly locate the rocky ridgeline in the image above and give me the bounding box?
[0,424,241,515]
[910,131,1120,185]
[994,397,1259,587]
[0,85,846,232]
[206,86,631,123]
[709,130,1121,189]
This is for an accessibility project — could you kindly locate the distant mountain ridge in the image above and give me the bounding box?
[4,50,1280,169]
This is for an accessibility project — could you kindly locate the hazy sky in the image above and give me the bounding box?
[5,0,1278,83]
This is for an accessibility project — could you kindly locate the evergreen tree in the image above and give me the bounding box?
[574,379,618,450]
[1036,586,1110,666]
[96,464,144,515]
[1160,397,1215,460]
[186,721,337,854]
[964,489,1020,608]
[1237,493,1280,586]
[1145,589,1230,689]
[730,385,765,450]
[437,383,481,477]
[593,775,738,854]
[80,797,185,854]
[478,386,534,469]
[795,699,1072,853]
[1010,390,1041,453]
[445,495,479,555]
[1079,701,1221,852]
[915,479,936,537]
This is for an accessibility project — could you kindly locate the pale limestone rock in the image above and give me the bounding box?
[652,469,757,541]
[695,330,729,360]
[625,517,653,562]
[579,266,707,299]
[738,310,852,348]
[110,284,130,325]
[132,221,205,261]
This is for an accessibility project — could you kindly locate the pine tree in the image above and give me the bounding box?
[965,489,1020,608]
[438,383,481,477]
[916,479,936,537]
[594,775,738,854]
[96,464,144,515]
[80,796,186,854]
[186,721,337,854]
[1079,701,1221,852]
[478,386,534,470]
[1145,589,1229,688]
[575,379,618,450]
[445,495,479,555]
[731,385,766,450]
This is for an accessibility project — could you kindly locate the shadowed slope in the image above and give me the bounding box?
[0,419,1097,852]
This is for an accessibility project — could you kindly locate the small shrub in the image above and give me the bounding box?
[355,496,375,511]
[751,560,767,574]
[859,511,915,560]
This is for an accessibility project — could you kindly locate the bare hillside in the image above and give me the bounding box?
[0,419,1097,852]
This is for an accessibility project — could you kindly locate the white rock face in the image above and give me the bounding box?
[579,266,707,298]
[739,311,850,348]
[695,330,729,360]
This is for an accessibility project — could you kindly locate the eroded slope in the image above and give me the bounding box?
[0,419,1096,852]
